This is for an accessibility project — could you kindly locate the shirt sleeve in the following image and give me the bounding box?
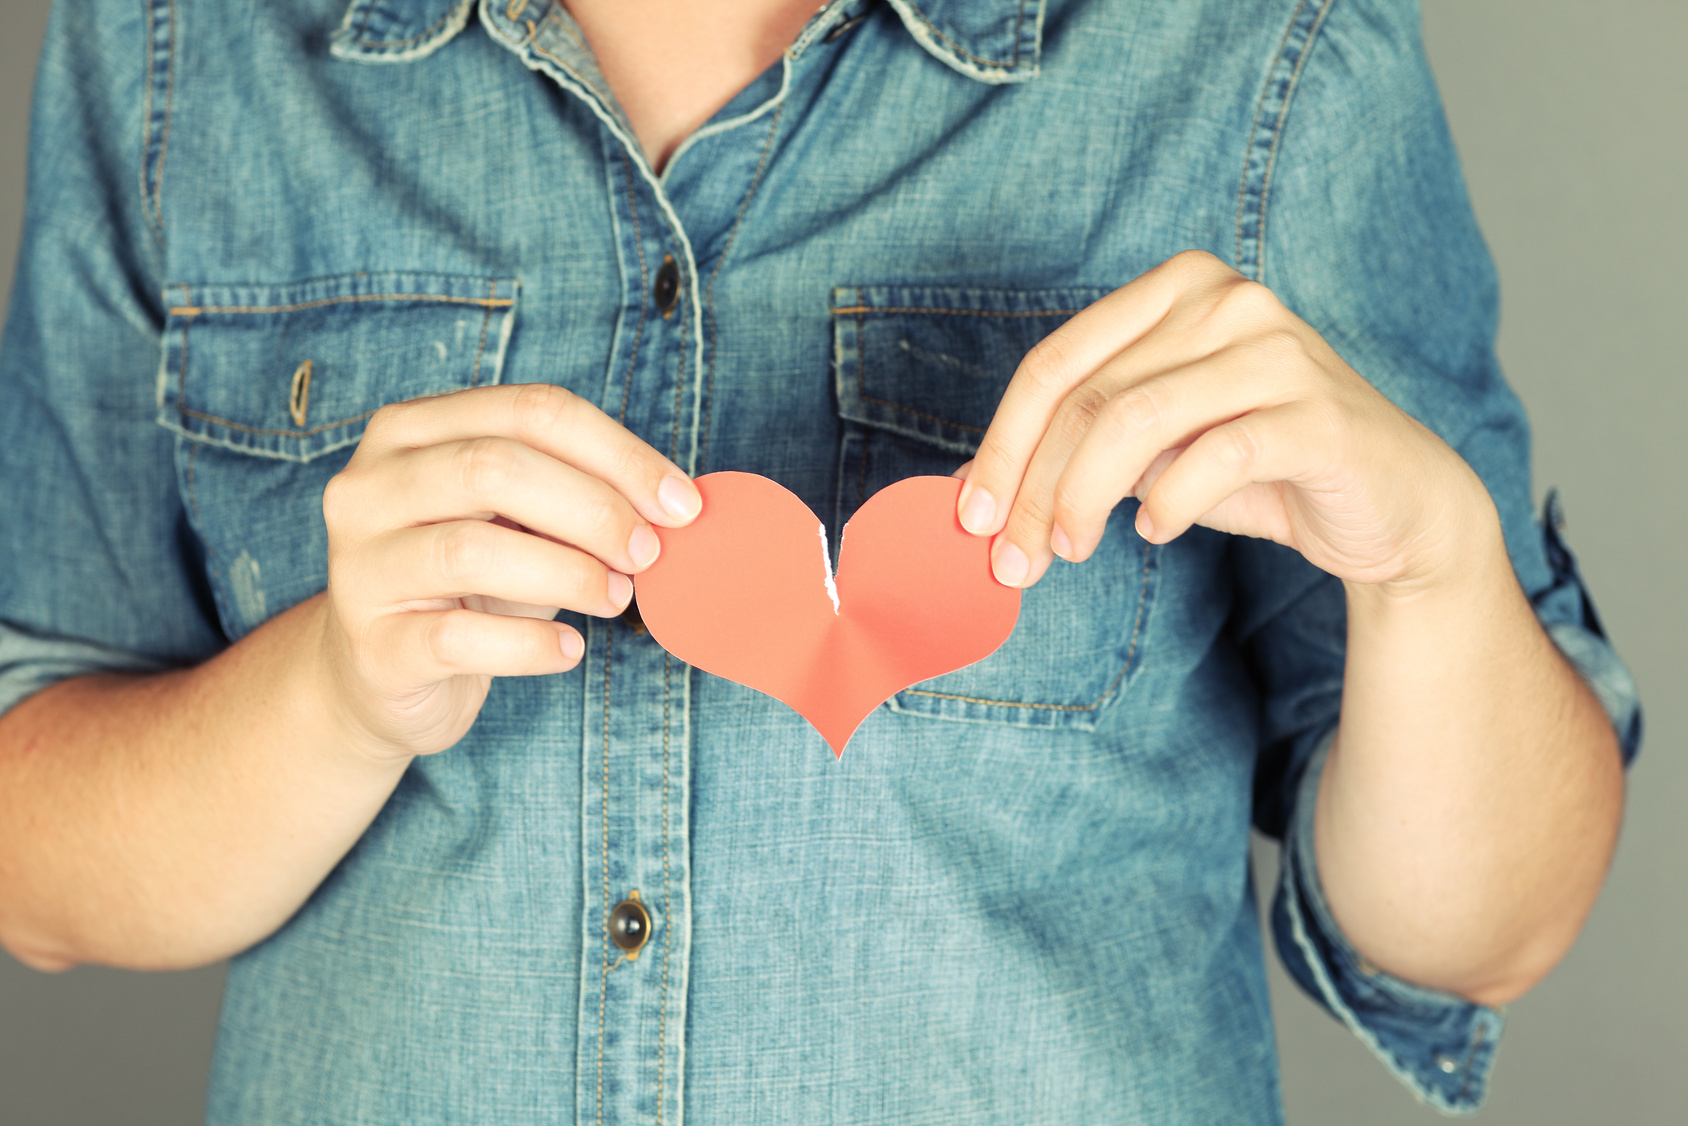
[0,0,225,723]
[1235,0,1642,1114]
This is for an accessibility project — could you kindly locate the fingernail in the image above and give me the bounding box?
[959,486,997,534]
[1135,508,1157,543]
[993,540,1030,587]
[628,524,660,568]
[606,571,633,607]
[1050,524,1074,560]
[559,628,584,661]
[658,475,701,522]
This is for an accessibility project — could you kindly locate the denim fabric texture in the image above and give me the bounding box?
[0,0,1642,1122]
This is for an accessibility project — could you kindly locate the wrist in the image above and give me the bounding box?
[302,595,420,771]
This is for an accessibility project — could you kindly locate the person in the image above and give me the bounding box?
[0,0,1642,1122]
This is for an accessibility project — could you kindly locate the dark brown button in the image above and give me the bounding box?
[653,255,681,317]
[609,897,651,955]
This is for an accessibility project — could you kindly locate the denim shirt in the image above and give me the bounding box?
[0,0,1642,1122]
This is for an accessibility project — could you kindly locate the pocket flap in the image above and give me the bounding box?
[158,273,519,462]
[832,285,1110,455]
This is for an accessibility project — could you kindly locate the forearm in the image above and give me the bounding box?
[1316,498,1624,1006]
[0,594,411,971]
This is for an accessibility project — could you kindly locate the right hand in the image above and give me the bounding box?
[316,383,702,760]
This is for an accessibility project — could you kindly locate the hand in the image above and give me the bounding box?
[318,383,702,760]
[956,250,1493,593]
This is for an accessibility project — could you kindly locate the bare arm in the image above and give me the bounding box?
[0,384,701,971]
[0,597,404,970]
[1320,503,1623,1006]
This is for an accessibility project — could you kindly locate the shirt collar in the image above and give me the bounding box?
[331,0,1043,84]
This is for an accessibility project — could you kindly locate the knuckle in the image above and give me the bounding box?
[1058,382,1111,439]
[1010,488,1057,531]
[1018,328,1080,396]
[510,383,573,437]
[454,436,516,497]
[434,521,492,583]
[1211,423,1260,471]
[418,612,464,670]
[1102,382,1166,443]
[1218,278,1284,324]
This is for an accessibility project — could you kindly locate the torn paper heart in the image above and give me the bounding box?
[633,473,1021,756]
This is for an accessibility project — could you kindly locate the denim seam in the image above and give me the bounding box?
[348,0,472,51]
[483,2,710,475]
[658,653,673,1126]
[140,0,177,243]
[1232,0,1334,283]
[171,303,500,438]
[596,626,613,1126]
[833,305,1086,318]
[698,102,785,473]
[616,148,649,426]
[892,0,1025,69]
[168,294,515,317]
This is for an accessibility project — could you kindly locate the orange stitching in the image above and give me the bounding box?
[831,306,1086,318]
[1254,0,1334,282]
[904,542,1154,711]
[597,627,612,1126]
[154,0,177,233]
[900,1,1021,69]
[699,101,785,472]
[177,403,379,439]
[505,0,530,19]
[1234,0,1307,276]
[140,1,157,235]
[657,654,673,1126]
[168,293,515,318]
[618,148,648,426]
[350,0,466,50]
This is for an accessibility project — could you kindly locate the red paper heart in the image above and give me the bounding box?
[633,473,1021,756]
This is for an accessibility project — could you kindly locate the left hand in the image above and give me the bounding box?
[957,250,1494,593]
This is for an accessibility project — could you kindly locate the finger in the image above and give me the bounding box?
[350,438,659,573]
[357,519,632,618]
[374,608,586,684]
[958,250,1238,536]
[997,339,1286,576]
[1129,402,1328,544]
[356,383,702,527]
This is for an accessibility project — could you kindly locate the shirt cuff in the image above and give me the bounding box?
[1535,489,1643,764]
[0,618,169,718]
[1271,733,1504,1116]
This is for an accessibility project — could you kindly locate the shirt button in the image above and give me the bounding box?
[1434,1053,1459,1074]
[609,896,652,956]
[653,255,681,317]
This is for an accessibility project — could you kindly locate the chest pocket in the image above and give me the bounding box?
[155,273,519,640]
[833,286,1159,733]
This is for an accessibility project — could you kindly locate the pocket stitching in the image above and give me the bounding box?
[169,283,511,439]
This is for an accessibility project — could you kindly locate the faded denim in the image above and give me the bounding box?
[0,0,1641,1122]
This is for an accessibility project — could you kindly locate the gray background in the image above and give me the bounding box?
[1,0,1682,1121]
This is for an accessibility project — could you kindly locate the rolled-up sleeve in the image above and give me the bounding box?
[1238,0,1643,1114]
[0,0,225,723]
